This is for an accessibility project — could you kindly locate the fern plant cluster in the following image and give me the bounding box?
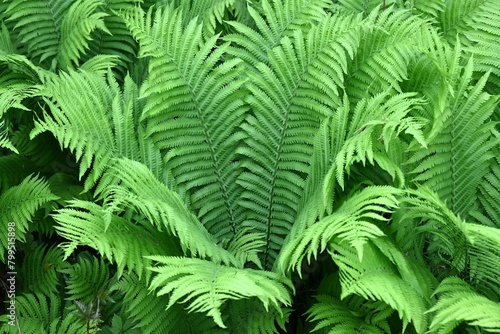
[0,0,499,333]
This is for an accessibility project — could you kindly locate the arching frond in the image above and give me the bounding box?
[226,0,332,65]
[97,158,239,267]
[0,175,58,262]
[147,255,293,328]
[119,5,247,241]
[32,70,162,190]
[427,277,500,333]
[277,186,401,273]
[408,56,500,220]
[237,13,362,269]
[53,199,179,281]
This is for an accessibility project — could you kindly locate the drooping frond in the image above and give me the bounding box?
[277,186,402,274]
[112,273,220,333]
[331,241,429,333]
[0,292,90,334]
[237,13,362,269]
[226,0,333,65]
[0,175,58,262]
[60,255,111,305]
[96,158,239,267]
[472,152,500,228]
[119,5,247,241]
[398,187,500,296]
[5,0,109,70]
[147,255,293,328]
[427,277,500,333]
[53,199,178,280]
[408,56,500,220]
[344,8,432,102]
[307,295,388,334]
[32,70,162,190]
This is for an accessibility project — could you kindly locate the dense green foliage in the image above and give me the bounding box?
[1,0,499,333]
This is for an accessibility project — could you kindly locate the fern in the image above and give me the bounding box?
[119,5,247,241]
[0,175,58,262]
[147,255,294,328]
[428,277,500,333]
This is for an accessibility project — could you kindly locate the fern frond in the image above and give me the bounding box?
[57,0,110,70]
[331,241,429,333]
[18,244,65,295]
[147,256,293,328]
[60,255,111,304]
[322,92,425,199]
[177,0,236,36]
[0,292,89,334]
[119,5,247,241]
[408,57,500,220]
[224,299,292,334]
[53,199,178,280]
[226,0,331,65]
[97,158,239,267]
[307,295,387,334]
[277,186,402,274]
[32,70,161,190]
[344,9,431,102]
[0,175,58,262]
[5,0,73,64]
[237,13,362,269]
[112,273,219,333]
[400,186,500,294]
[427,277,500,333]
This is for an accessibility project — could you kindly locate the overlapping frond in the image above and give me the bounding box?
[32,70,161,190]
[408,56,500,220]
[237,13,362,269]
[147,256,293,328]
[96,158,239,267]
[119,5,246,241]
[0,175,58,262]
[344,9,432,102]
[277,186,402,274]
[427,277,500,333]
[226,0,332,65]
[53,199,177,280]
